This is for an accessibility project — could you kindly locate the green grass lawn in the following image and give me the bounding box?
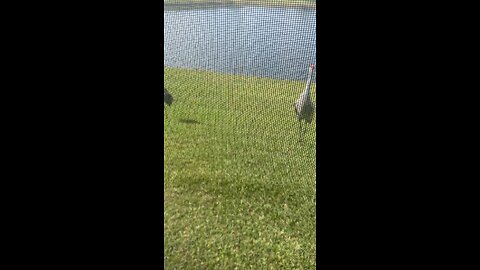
[164,67,316,269]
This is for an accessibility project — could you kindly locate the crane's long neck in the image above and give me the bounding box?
[303,69,313,97]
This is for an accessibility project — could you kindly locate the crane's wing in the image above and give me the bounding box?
[164,89,173,106]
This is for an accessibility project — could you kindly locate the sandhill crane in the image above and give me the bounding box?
[294,64,315,142]
[164,88,173,107]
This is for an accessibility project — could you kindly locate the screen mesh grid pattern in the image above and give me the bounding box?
[164,1,316,268]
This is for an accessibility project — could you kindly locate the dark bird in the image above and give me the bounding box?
[164,88,173,106]
[294,64,315,142]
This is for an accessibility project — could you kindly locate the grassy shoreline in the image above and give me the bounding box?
[164,0,316,9]
[164,67,316,269]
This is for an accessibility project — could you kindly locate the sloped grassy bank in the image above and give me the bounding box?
[164,67,316,269]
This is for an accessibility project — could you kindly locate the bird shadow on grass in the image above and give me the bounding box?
[179,118,201,125]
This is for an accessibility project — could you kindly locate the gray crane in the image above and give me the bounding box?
[164,88,173,107]
[294,64,315,142]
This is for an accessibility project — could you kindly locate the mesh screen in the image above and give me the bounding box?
[164,0,316,268]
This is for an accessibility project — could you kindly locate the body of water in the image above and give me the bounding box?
[164,4,316,81]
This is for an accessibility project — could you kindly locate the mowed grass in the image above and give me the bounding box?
[164,67,316,269]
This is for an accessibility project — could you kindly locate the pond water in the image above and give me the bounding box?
[164,4,316,82]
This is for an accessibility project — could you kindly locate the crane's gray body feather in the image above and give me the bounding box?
[294,65,315,142]
[164,88,173,106]
[295,93,315,123]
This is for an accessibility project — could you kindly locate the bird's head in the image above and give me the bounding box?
[309,64,315,72]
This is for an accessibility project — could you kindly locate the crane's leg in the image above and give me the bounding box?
[304,123,308,142]
[298,119,302,142]
[302,123,306,142]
